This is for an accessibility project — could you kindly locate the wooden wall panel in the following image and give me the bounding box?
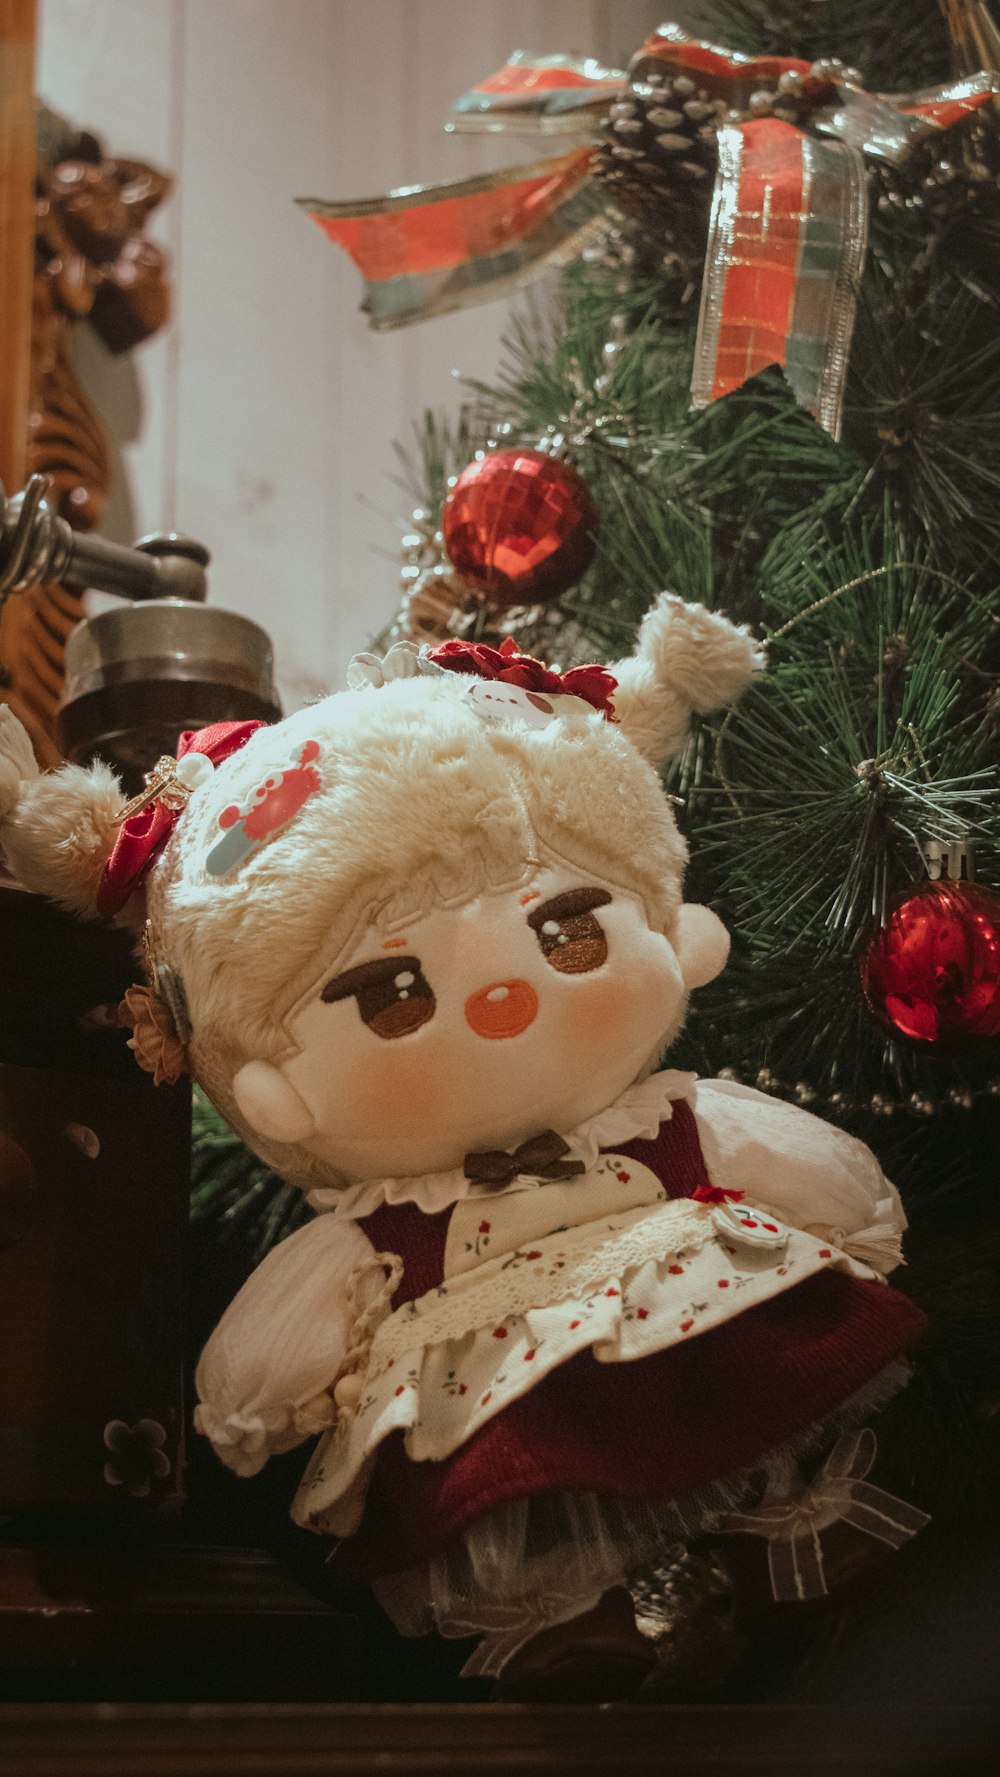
[37,0,176,547]
[36,2,623,710]
[169,0,347,706]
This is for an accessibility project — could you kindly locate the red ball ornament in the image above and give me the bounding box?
[860,878,1000,1047]
[442,448,597,607]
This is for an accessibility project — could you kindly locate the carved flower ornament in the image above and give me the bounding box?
[118,983,187,1085]
[102,1417,171,1497]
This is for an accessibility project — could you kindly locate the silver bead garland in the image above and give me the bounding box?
[715,1063,998,1119]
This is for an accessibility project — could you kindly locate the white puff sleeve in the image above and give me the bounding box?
[691,1078,906,1275]
[194,1213,377,1476]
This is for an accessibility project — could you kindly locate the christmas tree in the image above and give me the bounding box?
[193,0,1000,1699]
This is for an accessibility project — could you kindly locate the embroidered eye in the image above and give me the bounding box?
[320,954,435,1038]
[527,888,612,974]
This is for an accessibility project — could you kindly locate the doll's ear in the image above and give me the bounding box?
[232,1060,316,1145]
[610,594,765,767]
[0,706,123,918]
[674,904,730,991]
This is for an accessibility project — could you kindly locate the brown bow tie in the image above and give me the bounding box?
[464,1130,586,1191]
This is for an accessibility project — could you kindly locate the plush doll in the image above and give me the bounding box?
[0,596,929,1699]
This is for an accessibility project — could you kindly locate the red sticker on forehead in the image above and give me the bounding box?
[205,739,321,877]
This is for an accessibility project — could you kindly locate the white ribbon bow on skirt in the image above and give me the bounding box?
[718,1428,930,1602]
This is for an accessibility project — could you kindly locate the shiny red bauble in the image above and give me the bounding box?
[442,448,598,607]
[860,877,1000,1047]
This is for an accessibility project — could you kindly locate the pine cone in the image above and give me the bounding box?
[392,563,482,646]
[594,65,725,244]
[868,107,1000,307]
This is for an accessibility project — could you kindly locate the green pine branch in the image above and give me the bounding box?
[190,1088,308,1263]
[696,0,952,89]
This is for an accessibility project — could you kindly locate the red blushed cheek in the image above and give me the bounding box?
[557,964,678,1054]
[336,1042,443,1136]
[558,974,641,1048]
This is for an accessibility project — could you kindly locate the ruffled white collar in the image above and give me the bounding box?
[306,1069,696,1222]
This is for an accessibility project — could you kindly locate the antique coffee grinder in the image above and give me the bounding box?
[0,470,280,787]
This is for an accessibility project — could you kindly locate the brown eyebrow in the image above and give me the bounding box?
[321,954,422,1003]
[526,888,612,932]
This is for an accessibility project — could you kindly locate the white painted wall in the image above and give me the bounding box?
[38,0,661,706]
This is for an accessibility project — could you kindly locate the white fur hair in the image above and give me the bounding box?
[154,679,692,1125]
[611,594,765,766]
[0,705,124,918]
[0,595,760,1188]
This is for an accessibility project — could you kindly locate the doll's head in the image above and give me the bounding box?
[0,597,762,1191]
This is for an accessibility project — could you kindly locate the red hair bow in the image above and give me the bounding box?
[97,720,265,918]
[427,635,617,719]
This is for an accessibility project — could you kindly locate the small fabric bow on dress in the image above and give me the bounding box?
[300,22,998,439]
[464,1130,587,1190]
[716,1427,930,1601]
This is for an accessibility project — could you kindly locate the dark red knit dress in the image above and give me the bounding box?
[341,1100,926,1579]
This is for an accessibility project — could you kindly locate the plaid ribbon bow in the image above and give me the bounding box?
[301,23,998,439]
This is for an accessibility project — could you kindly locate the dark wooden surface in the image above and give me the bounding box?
[0,1544,360,1704]
[0,1704,997,1776]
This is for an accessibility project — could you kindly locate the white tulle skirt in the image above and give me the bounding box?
[372,1361,909,1677]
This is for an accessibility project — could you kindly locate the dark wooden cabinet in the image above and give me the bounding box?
[0,885,189,1519]
[0,885,360,1703]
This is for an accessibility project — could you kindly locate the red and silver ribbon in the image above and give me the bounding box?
[717,1428,930,1602]
[691,118,868,439]
[447,48,624,135]
[299,147,605,331]
[301,25,998,436]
